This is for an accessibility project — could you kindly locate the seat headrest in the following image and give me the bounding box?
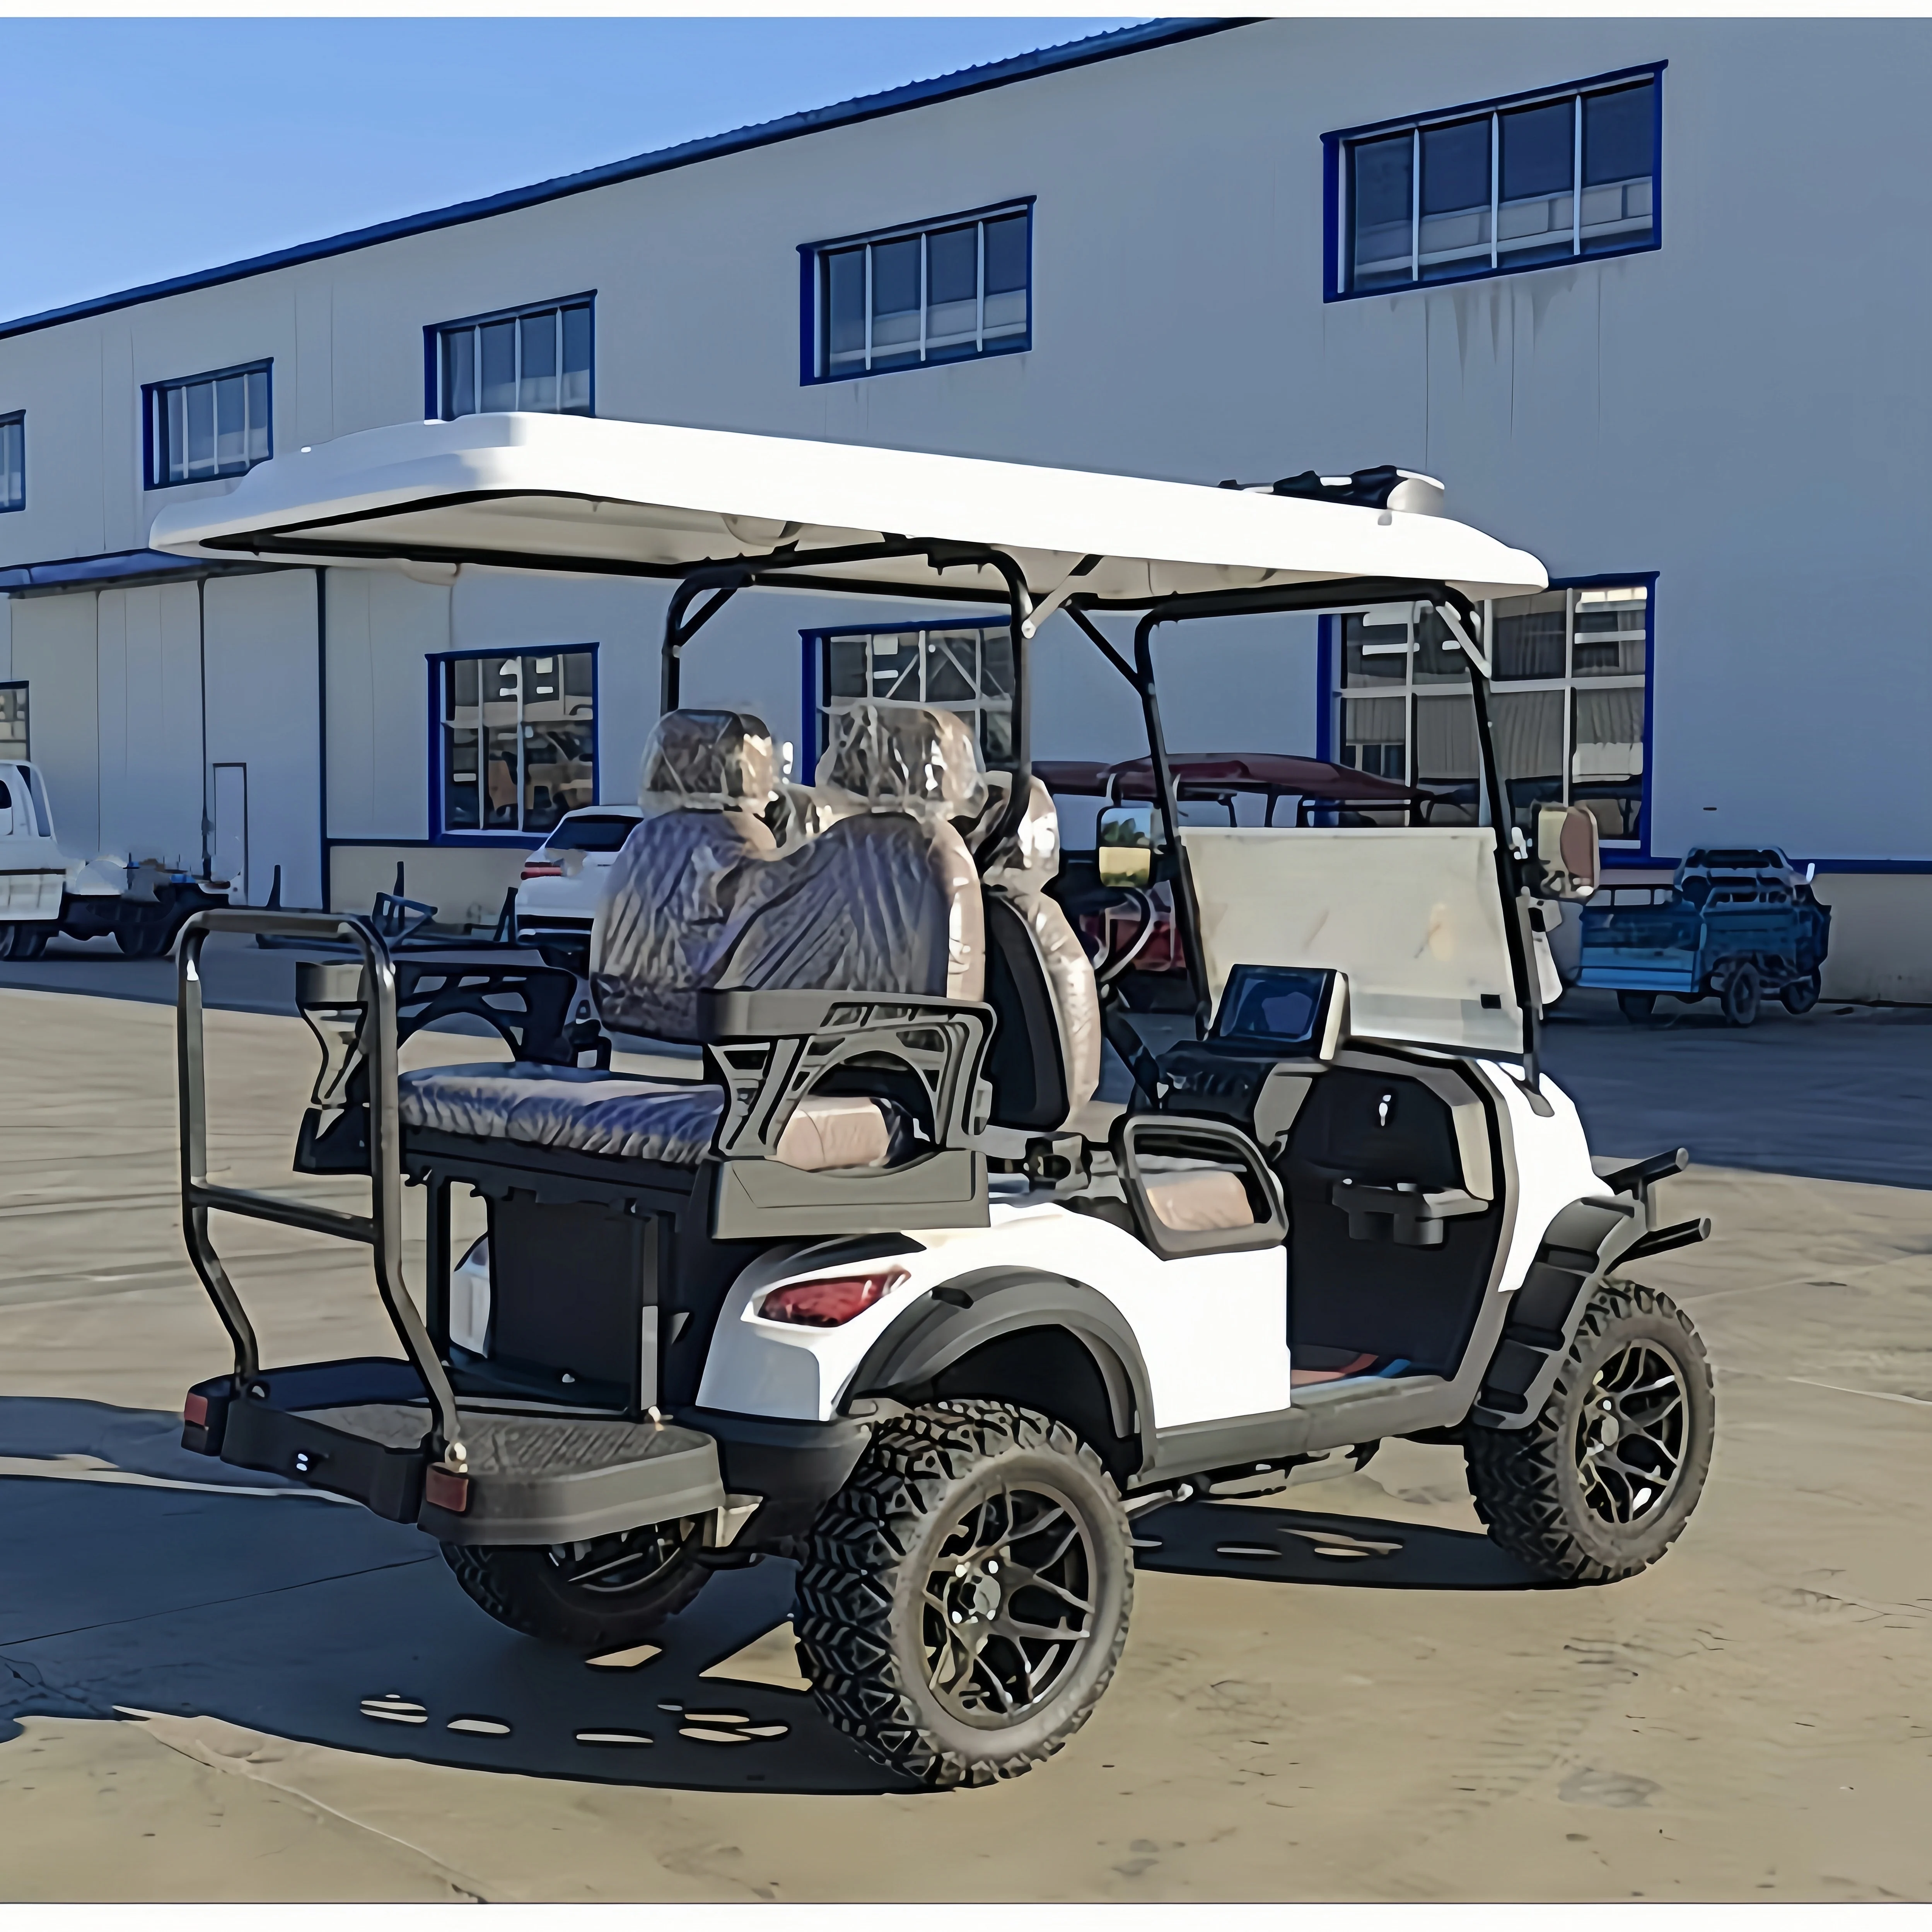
[974,773,1062,886]
[815,703,988,821]
[638,709,777,811]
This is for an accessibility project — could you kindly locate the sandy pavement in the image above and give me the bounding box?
[0,984,1927,1901]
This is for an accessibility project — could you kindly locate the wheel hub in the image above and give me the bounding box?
[920,1484,1094,1727]
[1574,1343,1690,1526]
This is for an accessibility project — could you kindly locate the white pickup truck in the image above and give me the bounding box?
[0,759,230,960]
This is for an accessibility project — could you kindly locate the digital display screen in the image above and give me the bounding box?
[1212,965,1332,1052]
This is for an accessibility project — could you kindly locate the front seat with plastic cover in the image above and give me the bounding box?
[975,773,1102,1132]
[397,703,985,1171]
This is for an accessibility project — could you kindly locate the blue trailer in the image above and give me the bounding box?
[1577,847,1830,1027]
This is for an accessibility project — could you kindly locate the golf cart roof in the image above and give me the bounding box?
[1036,753,1426,807]
[149,414,1548,608]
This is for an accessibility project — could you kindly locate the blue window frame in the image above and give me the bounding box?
[428,296,594,421]
[145,362,271,488]
[0,413,22,513]
[431,645,597,841]
[1319,575,1655,858]
[1326,65,1661,300]
[802,201,1032,384]
[801,618,1014,765]
[0,682,26,761]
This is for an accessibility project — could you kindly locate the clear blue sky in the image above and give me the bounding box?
[2,18,1142,325]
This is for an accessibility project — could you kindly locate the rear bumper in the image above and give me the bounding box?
[184,1357,726,1546]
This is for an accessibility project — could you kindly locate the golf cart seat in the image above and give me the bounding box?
[398,702,986,1172]
[396,1060,905,1169]
[975,773,1104,1134]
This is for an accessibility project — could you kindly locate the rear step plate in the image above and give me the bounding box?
[184,1359,725,1543]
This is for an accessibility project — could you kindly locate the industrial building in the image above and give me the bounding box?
[2,17,1926,993]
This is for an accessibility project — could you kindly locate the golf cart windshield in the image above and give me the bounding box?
[152,413,1552,1065]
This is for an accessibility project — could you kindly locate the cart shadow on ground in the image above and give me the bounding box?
[0,1398,1539,1798]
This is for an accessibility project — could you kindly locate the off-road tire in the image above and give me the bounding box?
[1465,1282,1713,1584]
[796,1399,1132,1788]
[440,1523,710,1649]
[1782,970,1822,1016]
[1616,991,1656,1023]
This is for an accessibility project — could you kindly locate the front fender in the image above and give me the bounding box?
[845,1266,1153,1450]
[1472,1195,1646,1427]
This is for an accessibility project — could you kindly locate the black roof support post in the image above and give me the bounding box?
[1442,591,1543,1092]
[659,570,748,714]
[1132,609,1213,1031]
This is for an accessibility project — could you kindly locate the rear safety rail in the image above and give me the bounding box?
[176,908,462,1454]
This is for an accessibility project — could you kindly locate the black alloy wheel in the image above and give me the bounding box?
[441,1518,711,1647]
[797,1400,1132,1787]
[1465,1280,1714,1584]
[1572,1340,1692,1528]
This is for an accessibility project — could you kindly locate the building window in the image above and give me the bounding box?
[435,647,596,838]
[146,363,271,487]
[805,203,1031,383]
[1330,581,1650,847]
[0,683,26,761]
[0,413,22,513]
[433,298,593,421]
[1329,67,1659,298]
[809,621,1014,765]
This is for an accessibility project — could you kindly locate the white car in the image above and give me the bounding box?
[512,805,643,953]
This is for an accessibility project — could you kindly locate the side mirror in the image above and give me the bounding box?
[1531,803,1600,901]
[1097,804,1163,888]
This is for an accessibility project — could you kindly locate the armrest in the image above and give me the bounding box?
[295,956,600,1067]
[698,991,994,1162]
[692,987,985,1043]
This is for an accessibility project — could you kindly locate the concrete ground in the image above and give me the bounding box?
[0,969,1928,1901]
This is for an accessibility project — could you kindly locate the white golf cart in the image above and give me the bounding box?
[152,416,1714,1787]
[0,758,230,960]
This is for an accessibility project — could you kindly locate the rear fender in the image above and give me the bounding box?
[1471,1195,1646,1428]
[844,1266,1152,1467]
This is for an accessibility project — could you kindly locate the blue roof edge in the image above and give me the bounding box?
[0,548,280,591]
[0,18,1252,344]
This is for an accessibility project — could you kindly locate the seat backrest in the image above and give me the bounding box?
[595,702,988,1040]
[591,709,779,1034]
[975,773,1102,1132]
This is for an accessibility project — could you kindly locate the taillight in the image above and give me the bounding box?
[758,1269,907,1328]
[520,859,563,880]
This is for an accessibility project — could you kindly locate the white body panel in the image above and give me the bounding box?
[697,1195,1292,1428]
[1480,1062,1604,1299]
[694,1057,1605,1433]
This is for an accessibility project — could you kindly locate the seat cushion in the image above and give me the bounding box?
[1143,1168,1256,1233]
[400,1062,727,1164]
[399,1062,900,1172]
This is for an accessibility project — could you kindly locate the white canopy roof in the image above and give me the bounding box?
[149,413,1548,607]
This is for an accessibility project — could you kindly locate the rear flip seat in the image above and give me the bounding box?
[399,702,983,1172]
[399,1063,899,1170]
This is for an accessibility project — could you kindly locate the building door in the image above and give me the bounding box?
[212,763,248,901]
